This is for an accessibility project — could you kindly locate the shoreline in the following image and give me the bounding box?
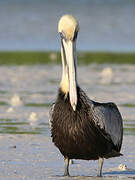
[0,51,135,65]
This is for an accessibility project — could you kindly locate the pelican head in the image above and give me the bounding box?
[58,15,79,111]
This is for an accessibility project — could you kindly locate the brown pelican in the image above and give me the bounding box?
[50,14,123,177]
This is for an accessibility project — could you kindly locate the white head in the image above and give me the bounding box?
[58,15,79,111]
[58,15,79,41]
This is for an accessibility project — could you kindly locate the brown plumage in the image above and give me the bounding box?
[50,15,123,177]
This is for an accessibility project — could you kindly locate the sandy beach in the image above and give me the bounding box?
[0,134,134,180]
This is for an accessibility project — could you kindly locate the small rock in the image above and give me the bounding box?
[118,164,127,171]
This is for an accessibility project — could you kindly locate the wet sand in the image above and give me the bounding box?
[0,134,134,180]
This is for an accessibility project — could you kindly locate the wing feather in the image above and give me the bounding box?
[91,102,123,151]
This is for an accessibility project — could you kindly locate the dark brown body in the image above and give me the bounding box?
[51,87,123,160]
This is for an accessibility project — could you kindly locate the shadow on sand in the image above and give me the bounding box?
[52,171,135,179]
[103,169,135,177]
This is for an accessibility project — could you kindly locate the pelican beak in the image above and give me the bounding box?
[62,39,77,111]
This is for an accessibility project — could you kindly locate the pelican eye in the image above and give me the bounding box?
[59,31,66,41]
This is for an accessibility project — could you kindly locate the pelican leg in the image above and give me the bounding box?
[97,157,104,177]
[64,157,70,176]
